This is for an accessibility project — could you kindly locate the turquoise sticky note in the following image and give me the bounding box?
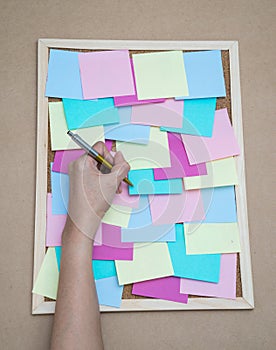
[128,169,183,195]
[51,163,69,215]
[55,246,62,270]
[168,224,221,282]
[92,260,117,280]
[104,106,150,144]
[55,247,117,281]
[176,50,226,99]
[63,98,120,129]
[121,196,176,242]
[45,49,83,99]
[161,98,216,137]
[201,186,237,223]
[95,276,123,308]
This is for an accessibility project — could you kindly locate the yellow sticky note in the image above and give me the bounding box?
[32,247,59,300]
[102,204,132,228]
[115,242,174,285]
[133,51,189,99]
[116,127,171,170]
[184,157,238,190]
[49,102,104,151]
[184,223,241,254]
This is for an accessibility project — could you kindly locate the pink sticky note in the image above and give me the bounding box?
[114,59,165,107]
[180,254,237,299]
[149,190,205,225]
[46,194,102,246]
[78,50,135,99]
[52,150,85,174]
[154,133,207,180]
[131,99,183,128]
[105,139,113,151]
[92,224,133,260]
[112,181,140,208]
[132,276,188,304]
[181,108,240,165]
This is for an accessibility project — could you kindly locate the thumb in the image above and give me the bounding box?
[111,151,131,186]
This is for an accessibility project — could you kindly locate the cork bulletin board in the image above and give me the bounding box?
[33,39,254,314]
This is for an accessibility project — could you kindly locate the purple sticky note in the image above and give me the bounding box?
[154,133,207,180]
[132,276,188,304]
[114,59,165,107]
[52,140,112,174]
[149,190,205,225]
[52,150,85,174]
[46,194,102,246]
[92,224,133,260]
[182,108,240,165]
[131,99,183,128]
[79,50,135,99]
[180,254,237,299]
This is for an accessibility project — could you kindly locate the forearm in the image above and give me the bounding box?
[51,219,104,350]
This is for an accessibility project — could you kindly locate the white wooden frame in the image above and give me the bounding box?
[33,39,254,314]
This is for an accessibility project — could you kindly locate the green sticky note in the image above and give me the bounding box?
[49,102,104,151]
[184,157,238,190]
[116,127,171,170]
[102,204,132,228]
[32,248,59,300]
[115,242,174,285]
[184,223,241,255]
[133,51,189,100]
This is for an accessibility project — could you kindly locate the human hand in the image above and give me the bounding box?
[65,142,130,240]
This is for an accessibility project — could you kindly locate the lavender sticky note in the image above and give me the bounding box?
[132,276,188,304]
[154,133,207,180]
[149,190,205,225]
[181,108,240,165]
[79,50,135,99]
[131,99,183,128]
[180,254,237,299]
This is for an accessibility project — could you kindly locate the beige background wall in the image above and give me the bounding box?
[0,1,275,349]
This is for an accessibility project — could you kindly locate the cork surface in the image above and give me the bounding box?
[1,1,275,349]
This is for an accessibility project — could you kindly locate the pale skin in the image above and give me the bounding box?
[51,142,130,350]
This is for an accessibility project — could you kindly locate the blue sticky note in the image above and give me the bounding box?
[201,186,237,223]
[161,98,216,137]
[45,49,83,99]
[176,50,226,100]
[51,163,69,215]
[92,260,117,280]
[168,224,221,282]
[63,98,120,129]
[95,276,123,308]
[128,169,183,195]
[104,106,150,144]
[55,247,117,281]
[121,196,176,242]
